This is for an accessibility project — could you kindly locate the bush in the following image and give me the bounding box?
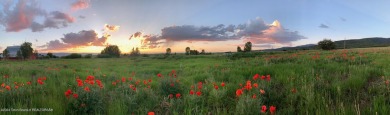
[63,53,82,59]
[84,54,93,58]
[101,45,121,58]
[318,39,336,50]
[97,54,114,58]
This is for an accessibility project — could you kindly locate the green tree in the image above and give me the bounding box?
[166,48,171,55]
[2,49,9,59]
[318,39,336,50]
[244,42,252,52]
[185,47,190,55]
[16,50,23,59]
[200,49,205,54]
[20,42,34,59]
[237,46,242,52]
[47,52,53,58]
[101,45,121,57]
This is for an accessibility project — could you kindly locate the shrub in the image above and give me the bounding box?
[101,45,121,58]
[318,39,336,50]
[84,54,93,58]
[63,53,82,59]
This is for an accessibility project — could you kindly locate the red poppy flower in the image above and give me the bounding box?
[73,94,79,99]
[169,94,173,99]
[5,85,11,90]
[191,85,194,89]
[221,82,225,87]
[148,112,155,115]
[252,94,256,99]
[122,77,126,82]
[84,87,90,92]
[236,89,243,97]
[270,106,276,114]
[1,83,5,87]
[261,105,267,113]
[190,90,194,95]
[128,77,133,81]
[112,82,117,86]
[253,83,258,88]
[198,82,203,89]
[196,91,202,96]
[176,93,181,98]
[157,73,162,78]
[14,85,19,89]
[27,81,31,85]
[78,81,83,87]
[214,85,219,90]
[386,80,389,85]
[87,75,94,81]
[266,75,271,81]
[148,79,152,83]
[170,83,174,87]
[261,75,266,80]
[37,79,44,85]
[65,89,72,98]
[253,74,259,80]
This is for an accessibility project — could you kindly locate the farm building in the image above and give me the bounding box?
[2,46,36,60]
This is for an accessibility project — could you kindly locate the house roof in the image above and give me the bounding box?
[5,46,21,57]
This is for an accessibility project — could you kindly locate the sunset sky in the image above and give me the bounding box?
[0,0,389,54]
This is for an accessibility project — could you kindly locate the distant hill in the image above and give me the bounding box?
[262,37,390,51]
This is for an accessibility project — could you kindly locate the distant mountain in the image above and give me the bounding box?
[262,37,390,51]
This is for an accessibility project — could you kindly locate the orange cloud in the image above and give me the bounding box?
[71,0,90,11]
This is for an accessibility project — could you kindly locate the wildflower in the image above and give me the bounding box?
[122,77,126,82]
[65,89,72,98]
[148,112,155,115]
[27,81,31,85]
[196,91,202,96]
[260,89,265,95]
[15,85,19,89]
[261,105,267,113]
[245,80,252,90]
[37,79,44,85]
[73,94,79,99]
[253,83,258,88]
[5,85,11,90]
[198,82,203,89]
[170,83,174,87]
[190,90,194,95]
[1,83,4,87]
[214,85,219,90]
[252,94,256,99]
[84,87,90,92]
[261,75,266,80]
[157,73,162,78]
[148,79,152,83]
[253,74,259,80]
[78,81,83,87]
[236,89,243,97]
[270,106,276,114]
[386,80,389,85]
[169,94,173,99]
[128,77,133,81]
[191,85,194,89]
[266,75,271,81]
[176,93,181,98]
[112,82,117,86]
[221,82,225,87]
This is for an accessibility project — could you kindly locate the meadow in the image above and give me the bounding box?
[1,47,390,115]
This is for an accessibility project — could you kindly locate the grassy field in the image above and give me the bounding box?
[1,47,390,115]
